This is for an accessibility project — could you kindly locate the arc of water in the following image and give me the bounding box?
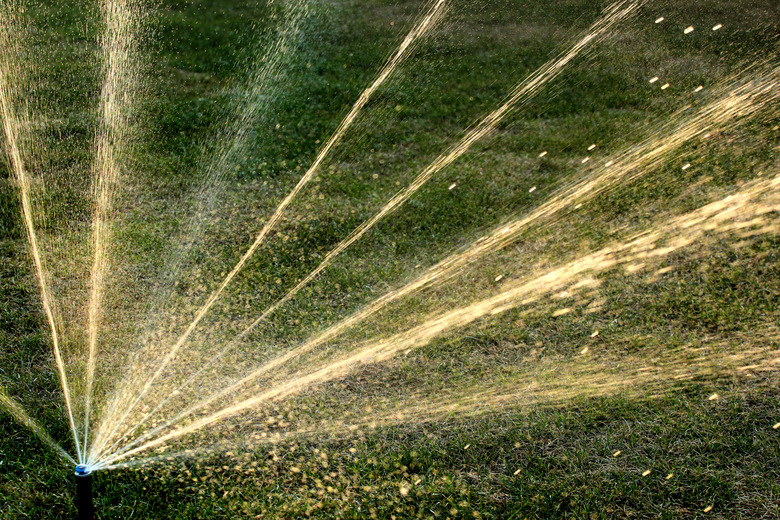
[212,0,645,368]
[101,320,780,471]
[97,63,779,465]
[0,385,76,465]
[102,311,780,471]
[96,166,780,469]
[0,5,82,463]
[86,0,314,462]
[90,0,449,463]
[90,0,639,462]
[82,0,140,463]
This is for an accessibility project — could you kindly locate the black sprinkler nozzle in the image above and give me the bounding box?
[75,465,94,520]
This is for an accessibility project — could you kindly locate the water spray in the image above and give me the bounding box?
[74,465,94,520]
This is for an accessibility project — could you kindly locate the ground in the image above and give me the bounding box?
[0,0,779,518]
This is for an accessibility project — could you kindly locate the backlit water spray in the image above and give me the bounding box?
[91,0,450,458]
[90,0,642,459]
[82,0,142,464]
[95,67,779,466]
[98,62,779,462]
[0,0,777,516]
[0,1,81,462]
[86,0,312,457]
[97,163,780,468]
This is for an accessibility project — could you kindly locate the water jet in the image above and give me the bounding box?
[0,0,777,516]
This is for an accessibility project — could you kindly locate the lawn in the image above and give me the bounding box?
[0,0,778,518]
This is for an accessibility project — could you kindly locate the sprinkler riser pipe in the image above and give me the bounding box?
[75,465,94,520]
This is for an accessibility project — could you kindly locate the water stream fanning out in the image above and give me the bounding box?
[0,0,777,497]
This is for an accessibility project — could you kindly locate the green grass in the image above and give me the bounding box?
[1,0,779,518]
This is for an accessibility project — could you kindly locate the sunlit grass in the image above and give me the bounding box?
[0,0,778,517]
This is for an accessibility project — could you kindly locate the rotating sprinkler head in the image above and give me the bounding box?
[74,464,94,520]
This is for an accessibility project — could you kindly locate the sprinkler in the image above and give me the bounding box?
[74,465,94,520]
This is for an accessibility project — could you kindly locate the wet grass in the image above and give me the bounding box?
[1,0,779,518]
